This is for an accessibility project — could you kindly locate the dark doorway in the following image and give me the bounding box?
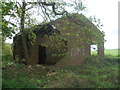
[38,45,46,64]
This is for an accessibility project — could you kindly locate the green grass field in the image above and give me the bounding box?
[104,49,120,56]
[92,49,120,56]
[2,49,120,88]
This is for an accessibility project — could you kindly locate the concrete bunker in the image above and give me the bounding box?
[13,13,105,66]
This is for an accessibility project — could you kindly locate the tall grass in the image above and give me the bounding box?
[43,49,119,88]
[45,50,119,88]
[2,47,119,88]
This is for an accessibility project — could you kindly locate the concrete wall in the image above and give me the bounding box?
[51,17,91,66]
[29,35,66,64]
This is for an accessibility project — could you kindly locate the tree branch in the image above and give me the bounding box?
[40,2,68,16]
[41,4,52,21]
[38,2,84,26]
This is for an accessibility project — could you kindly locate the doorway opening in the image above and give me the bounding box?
[38,45,46,64]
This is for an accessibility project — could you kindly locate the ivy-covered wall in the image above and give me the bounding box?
[13,13,104,65]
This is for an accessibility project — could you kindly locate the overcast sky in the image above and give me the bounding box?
[84,0,119,49]
[5,0,119,49]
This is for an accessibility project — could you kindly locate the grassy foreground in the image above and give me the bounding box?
[2,49,120,88]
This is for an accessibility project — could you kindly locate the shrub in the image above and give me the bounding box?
[2,43,13,66]
[2,43,12,55]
